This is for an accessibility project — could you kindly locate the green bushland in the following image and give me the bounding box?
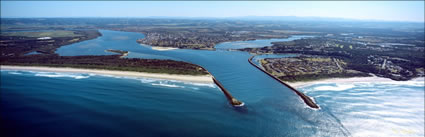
[1,55,209,76]
[2,31,83,38]
[0,28,208,76]
[1,30,101,56]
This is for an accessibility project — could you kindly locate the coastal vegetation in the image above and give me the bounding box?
[1,30,101,56]
[2,30,84,38]
[0,54,208,75]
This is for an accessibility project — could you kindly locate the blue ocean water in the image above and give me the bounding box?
[1,70,226,137]
[2,30,423,137]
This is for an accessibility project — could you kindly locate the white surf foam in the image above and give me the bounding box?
[301,78,425,137]
[151,82,185,88]
[7,71,23,75]
[314,84,355,91]
[34,72,90,79]
[182,82,217,88]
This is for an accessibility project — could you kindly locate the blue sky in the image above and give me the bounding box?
[1,1,424,22]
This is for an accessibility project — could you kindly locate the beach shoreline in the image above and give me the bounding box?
[1,65,213,83]
[286,76,425,88]
[151,46,179,51]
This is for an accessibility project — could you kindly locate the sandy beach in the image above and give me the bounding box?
[286,76,424,88]
[1,65,213,83]
[151,46,179,51]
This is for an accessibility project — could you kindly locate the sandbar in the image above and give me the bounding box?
[151,46,179,51]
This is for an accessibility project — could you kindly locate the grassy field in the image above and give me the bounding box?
[2,30,82,38]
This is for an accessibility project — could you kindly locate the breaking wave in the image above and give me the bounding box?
[4,70,91,79]
[34,72,90,79]
[301,78,425,137]
[94,74,216,90]
[137,77,216,90]
[314,84,355,91]
[151,82,185,88]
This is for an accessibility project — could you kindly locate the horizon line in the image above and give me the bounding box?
[1,16,424,23]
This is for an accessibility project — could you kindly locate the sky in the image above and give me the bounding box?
[1,1,424,22]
